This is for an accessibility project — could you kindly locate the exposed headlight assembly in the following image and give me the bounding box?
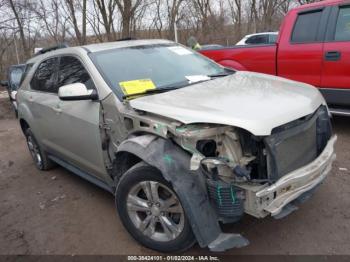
[200,157,251,183]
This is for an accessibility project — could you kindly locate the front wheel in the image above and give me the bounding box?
[115,162,196,252]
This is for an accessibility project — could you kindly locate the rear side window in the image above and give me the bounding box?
[57,56,94,90]
[246,35,268,45]
[291,10,322,43]
[30,58,58,93]
[335,6,350,41]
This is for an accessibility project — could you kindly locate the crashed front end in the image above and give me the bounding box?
[114,99,336,251]
[173,105,336,221]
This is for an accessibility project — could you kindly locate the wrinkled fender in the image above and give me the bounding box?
[218,60,247,71]
[115,134,249,250]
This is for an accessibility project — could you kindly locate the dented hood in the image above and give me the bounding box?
[129,71,325,136]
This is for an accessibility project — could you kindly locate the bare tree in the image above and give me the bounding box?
[86,1,105,42]
[8,0,30,58]
[95,0,118,41]
[165,0,185,40]
[192,0,212,35]
[64,0,87,45]
[0,0,323,79]
[152,0,164,37]
[115,0,143,38]
[227,0,243,39]
[32,0,68,44]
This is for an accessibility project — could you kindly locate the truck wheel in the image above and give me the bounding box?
[25,128,55,171]
[115,162,196,252]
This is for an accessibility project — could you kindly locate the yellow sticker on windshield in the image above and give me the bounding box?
[119,79,156,95]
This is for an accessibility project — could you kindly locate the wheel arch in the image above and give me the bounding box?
[112,151,143,182]
[19,118,30,134]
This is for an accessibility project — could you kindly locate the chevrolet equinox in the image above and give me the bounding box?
[17,40,336,252]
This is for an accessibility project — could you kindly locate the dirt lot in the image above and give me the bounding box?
[0,94,350,255]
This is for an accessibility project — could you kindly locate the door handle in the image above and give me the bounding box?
[324,51,341,61]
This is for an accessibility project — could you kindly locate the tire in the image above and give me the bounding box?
[25,128,56,171]
[115,162,196,253]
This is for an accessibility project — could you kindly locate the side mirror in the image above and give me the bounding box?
[58,83,98,101]
[0,80,8,87]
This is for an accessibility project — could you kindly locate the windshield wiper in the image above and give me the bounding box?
[208,69,236,78]
[122,87,180,100]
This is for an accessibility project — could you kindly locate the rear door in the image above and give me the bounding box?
[48,55,107,178]
[277,8,331,87]
[321,4,350,106]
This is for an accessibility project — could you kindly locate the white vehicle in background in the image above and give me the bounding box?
[236,32,278,45]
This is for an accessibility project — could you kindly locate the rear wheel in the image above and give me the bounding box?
[25,128,55,171]
[115,162,196,252]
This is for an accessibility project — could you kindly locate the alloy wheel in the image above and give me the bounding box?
[126,181,185,242]
[27,135,43,169]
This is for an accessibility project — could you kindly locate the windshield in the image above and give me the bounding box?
[90,44,228,100]
[9,67,25,89]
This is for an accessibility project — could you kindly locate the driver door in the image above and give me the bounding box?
[48,55,107,179]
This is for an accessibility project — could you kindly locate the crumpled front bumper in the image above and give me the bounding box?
[256,135,337,217]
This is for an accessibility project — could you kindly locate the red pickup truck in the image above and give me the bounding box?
[200,0,350,116]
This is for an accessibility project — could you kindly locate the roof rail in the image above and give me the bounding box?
[34,43,69,56]
[117,37,137,41]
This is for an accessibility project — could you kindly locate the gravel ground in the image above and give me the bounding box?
[0,95,349,255]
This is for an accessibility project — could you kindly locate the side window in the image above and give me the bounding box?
[291,10,322,43]
[30,58,58,93]
[269,34,278,44]
[335,6,350,41]
[246,35,268,45]
[57,56,94,90]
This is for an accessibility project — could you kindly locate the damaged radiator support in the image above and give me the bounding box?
[264,106,332,182]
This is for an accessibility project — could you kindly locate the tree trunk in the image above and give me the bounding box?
[121,13,131,38]
[82,0,87,44]
[8,0,30,58]
[121,0,132,38]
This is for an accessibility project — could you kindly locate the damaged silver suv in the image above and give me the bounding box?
[17,40,336,252]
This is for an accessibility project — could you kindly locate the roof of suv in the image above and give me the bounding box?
[27,39,174,64]
[84,39,173,52]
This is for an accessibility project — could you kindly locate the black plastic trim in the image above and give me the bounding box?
[317,7,332,42]
[319,88,350,107]
[48,155,114,194]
